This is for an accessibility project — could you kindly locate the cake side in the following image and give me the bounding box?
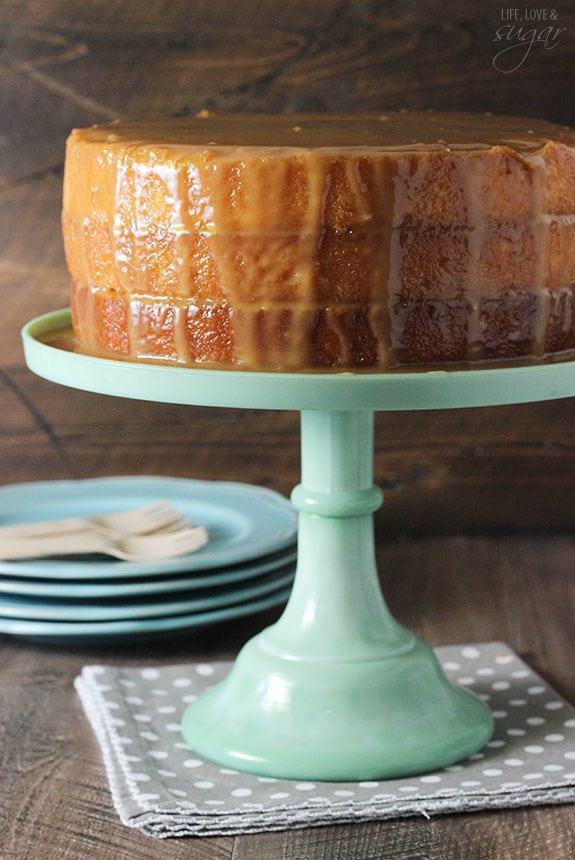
[63,112,575,370]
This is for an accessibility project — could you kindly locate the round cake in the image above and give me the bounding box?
[63,111,575,370]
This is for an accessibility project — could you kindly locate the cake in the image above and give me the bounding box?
[62,111,575,371]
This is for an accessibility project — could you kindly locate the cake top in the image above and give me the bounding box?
[69,111,575,155]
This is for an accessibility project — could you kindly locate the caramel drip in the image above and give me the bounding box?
[454,157,481,360]
[531,154,551,356]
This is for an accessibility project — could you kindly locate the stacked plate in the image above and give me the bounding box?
[0,476,298,643]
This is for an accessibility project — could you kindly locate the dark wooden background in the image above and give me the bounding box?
[0,1,574,858]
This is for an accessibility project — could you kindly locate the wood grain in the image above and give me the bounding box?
[1,0,574,857]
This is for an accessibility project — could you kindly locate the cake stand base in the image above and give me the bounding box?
[181,633,492,781]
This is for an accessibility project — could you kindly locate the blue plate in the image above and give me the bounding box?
[0,546,297,598]
[0,566,295,621]
[0,476,297,580]
[0,586,292,643]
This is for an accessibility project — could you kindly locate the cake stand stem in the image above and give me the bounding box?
[268,410,411,659]
[182,408,494,780]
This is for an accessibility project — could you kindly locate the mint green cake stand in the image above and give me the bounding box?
[23,309,575,780]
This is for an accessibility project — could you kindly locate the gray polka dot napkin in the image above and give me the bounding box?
[75,642,575,838]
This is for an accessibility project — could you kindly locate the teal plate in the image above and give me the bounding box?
[0,586,292,644]
[0,546,297,598]
[0,476,297,580]
[0,567,295,621]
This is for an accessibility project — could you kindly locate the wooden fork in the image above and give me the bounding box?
[0,524,209,562]
[0,501,184,540]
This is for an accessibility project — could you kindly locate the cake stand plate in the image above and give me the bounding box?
[22,310,575,780]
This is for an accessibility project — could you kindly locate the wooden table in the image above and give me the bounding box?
[1,2,574,856]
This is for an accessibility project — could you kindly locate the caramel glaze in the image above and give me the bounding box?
[63,111,575,370]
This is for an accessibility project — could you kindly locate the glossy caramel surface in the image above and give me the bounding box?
[72,111,575,152]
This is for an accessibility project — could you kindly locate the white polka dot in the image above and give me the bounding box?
[461,780,482,787]
[544,764,564,772]
[133,713,152,723]
[270,792,290,799]
[527,685,545,695]
[141,669,160,680]
[495,653,514,664]
[334,790,355,797]
[358,781,380,787]
[169,789,188,797]
[131,773,151,782]
[182,694,197,703]
[487,740,505,749]
[563,751,575,760]
[526,716,546,726]
[442,661,461,671]
[545,733,565,742]
[139,730,158,741]
[151,688,167,696]
[507,728,526,736]
[457,677,476,686]
[194,781,215,789]
[563,719,575,728]
[138,793,160,802]
[444,765,464,772]
[524,745,545,754]
[124,755,142,763]
[111,718,126,727]
[126,696,144,705]
[523,772,544,780]
[165,723,182,732]
[157,706,177,714]
[492,681,511,691]
[564,772,575,779]
[509,699,527,707]
[195,664,216,676]
[504,758,524,767]
[205,799,225,806]
[478,694,491,702]
[231,788,252,797]
[477,668,495,676]
[295,782,317,791]
[183,758,204,768]
[149,751,168,759]
[257,777,278,783]
[545,701,565,711]
[398,785,418,792]
[469,752,485,761]
[482,768,503,777]
[173,677,191,687]
[219,767,240,775]
[461,646,481,659]
[420,775,442,783]
[157,769,176,778]
[492,710,508,719]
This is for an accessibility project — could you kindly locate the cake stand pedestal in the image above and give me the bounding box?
[23,310,575,780]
